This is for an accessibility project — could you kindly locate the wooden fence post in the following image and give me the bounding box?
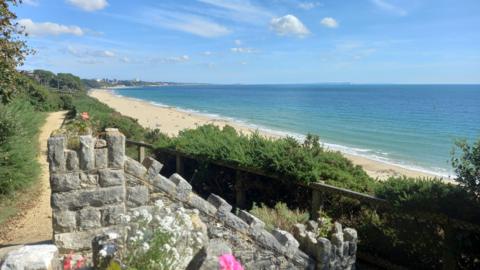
[138,141,145,162]
[176,153,184,175]
[311,189,324,220]
[235,170,246,209]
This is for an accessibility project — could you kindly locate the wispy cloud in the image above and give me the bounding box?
[197,0,272,23]
[23,0,39,6]
[270,15,310,37]
[370,0,407,16]
[66,0,108,12]
[19,19,84,36]
[298,2,321,10]
[231,47,255,53]
[66,46,115,58]
[321,17,338,28]
[143,8,230,38]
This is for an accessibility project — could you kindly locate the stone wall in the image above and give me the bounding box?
[48,128,357,269]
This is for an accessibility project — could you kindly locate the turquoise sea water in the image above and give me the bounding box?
[114,84,480,177]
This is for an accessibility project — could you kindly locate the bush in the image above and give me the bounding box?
[0,100,45,196]
[250,202,310,232]
[452,138,480,200]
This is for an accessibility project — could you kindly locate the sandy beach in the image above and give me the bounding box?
[90,89,444,180]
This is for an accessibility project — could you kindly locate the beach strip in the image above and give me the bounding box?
[89,89,443,180]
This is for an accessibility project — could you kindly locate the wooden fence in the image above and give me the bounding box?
[126,139,480,269]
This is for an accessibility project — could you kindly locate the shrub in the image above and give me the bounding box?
[452,138,480,200]
[250,202,310,232]
[0,100,45,196]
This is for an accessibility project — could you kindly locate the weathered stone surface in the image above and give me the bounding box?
[55,227,125,251]
[186,239,232,270]
[78,207,102,230]
[98,169,124,187]
[125,157,147,179]
[52,210,76,232]
[222,212,249,233]
[207,194,232,215]
[126,186,149,207]
[188,193,216,215]
[47,136,66,173]
[272,229,300,258]
[101,204,125,225]
[0,245,59,270]
[170,173,192,201]
[238,210,265,230]
[65,150,79,171]
[343,228,357,242]
[79,172,98,188]
[254,230,284,254]
[152,175,176,196]
[50,172,80,192]
[106,128,125,169]
[95,139,108,169]
[79,135,95,170]
[142,157,163,181]
[51,186,124,210]
[316,238,332,266]
[306,220,318,232]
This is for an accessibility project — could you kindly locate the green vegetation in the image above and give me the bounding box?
[250,202,310,232]
[33,69,84,91]
[452,138,480,200]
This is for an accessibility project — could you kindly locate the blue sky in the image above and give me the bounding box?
[15,0,480,83]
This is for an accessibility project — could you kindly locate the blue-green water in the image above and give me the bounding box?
[114,84,480,177]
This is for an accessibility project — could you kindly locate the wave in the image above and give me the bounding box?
[110,90,454,179]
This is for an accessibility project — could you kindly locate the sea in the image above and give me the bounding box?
[114,84,480,177]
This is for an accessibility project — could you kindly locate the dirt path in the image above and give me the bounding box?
[0,111,66,246]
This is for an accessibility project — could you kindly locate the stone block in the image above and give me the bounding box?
[306,220,318,232]
[343,228,357,242]
[254,230,284,254]
[101,204,125,226]
[188,193,216,215]
[316,237,332,263]
[50,172,80,192]
[0,245,59,270]
[222,212,249,233]
[272,229,300,258]
[55,226,125,251]
[126,186,149,207]
[142,157,164,181]
[78,207,102,230]
[125,173,142,186]
[186,239,232,270]
[51,187,125,210]
[106,129,125,169]
[52,210,76,233]
[125,157,147,179]
[79,135,95,170]
[238,210,265,230]
[152,175,176,196]
[170,173,192,201]
[47,135,65,173]
[95,139,108,169]
[207,194,232,215]
[79,172,99,188]
[65,150,79,171]
[98,169,124,187]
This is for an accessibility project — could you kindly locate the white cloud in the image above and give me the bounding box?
[198,0,272,22]
[298,2,321,10]
[163,55,190,63]
[19,19,84,36]
[23,0,39,6]
[144,9,230,38]
[270,15,309,37]
[321,17,338,28]
[370,0,407,16]
[203,51,213,56]
[231,47,255,53]
[67,46,115,58]
[234,39,242,46]
[66,0,108,12]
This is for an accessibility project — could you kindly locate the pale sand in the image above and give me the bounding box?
[90,89,445,180]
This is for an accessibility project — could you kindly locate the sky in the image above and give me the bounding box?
[14,0,480,84]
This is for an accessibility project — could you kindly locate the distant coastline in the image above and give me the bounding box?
[89,88,450,181]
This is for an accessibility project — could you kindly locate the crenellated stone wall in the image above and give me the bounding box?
[47,128,357,269]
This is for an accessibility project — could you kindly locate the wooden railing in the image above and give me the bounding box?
[126,139,480,269]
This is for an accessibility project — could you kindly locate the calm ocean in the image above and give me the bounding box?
[114,84,480,177]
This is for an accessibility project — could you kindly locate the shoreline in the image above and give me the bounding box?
[89,88,447,180]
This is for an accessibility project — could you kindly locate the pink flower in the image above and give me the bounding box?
[219,254,244,270]
[81,112,89,121]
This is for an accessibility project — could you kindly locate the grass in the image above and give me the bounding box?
[249,202,310,232]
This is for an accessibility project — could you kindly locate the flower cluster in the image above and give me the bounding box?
[63,252,86,270]
[119,200,206,269]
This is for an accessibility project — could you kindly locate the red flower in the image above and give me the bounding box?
[75,256,85,269]
[81,112,89,121]
[63,252,73,270]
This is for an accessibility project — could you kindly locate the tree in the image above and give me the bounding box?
[0,0,30,104]
[452,138,480,200]
[33,69,55,87]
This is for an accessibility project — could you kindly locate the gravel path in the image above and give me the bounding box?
[0,111,66,246]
